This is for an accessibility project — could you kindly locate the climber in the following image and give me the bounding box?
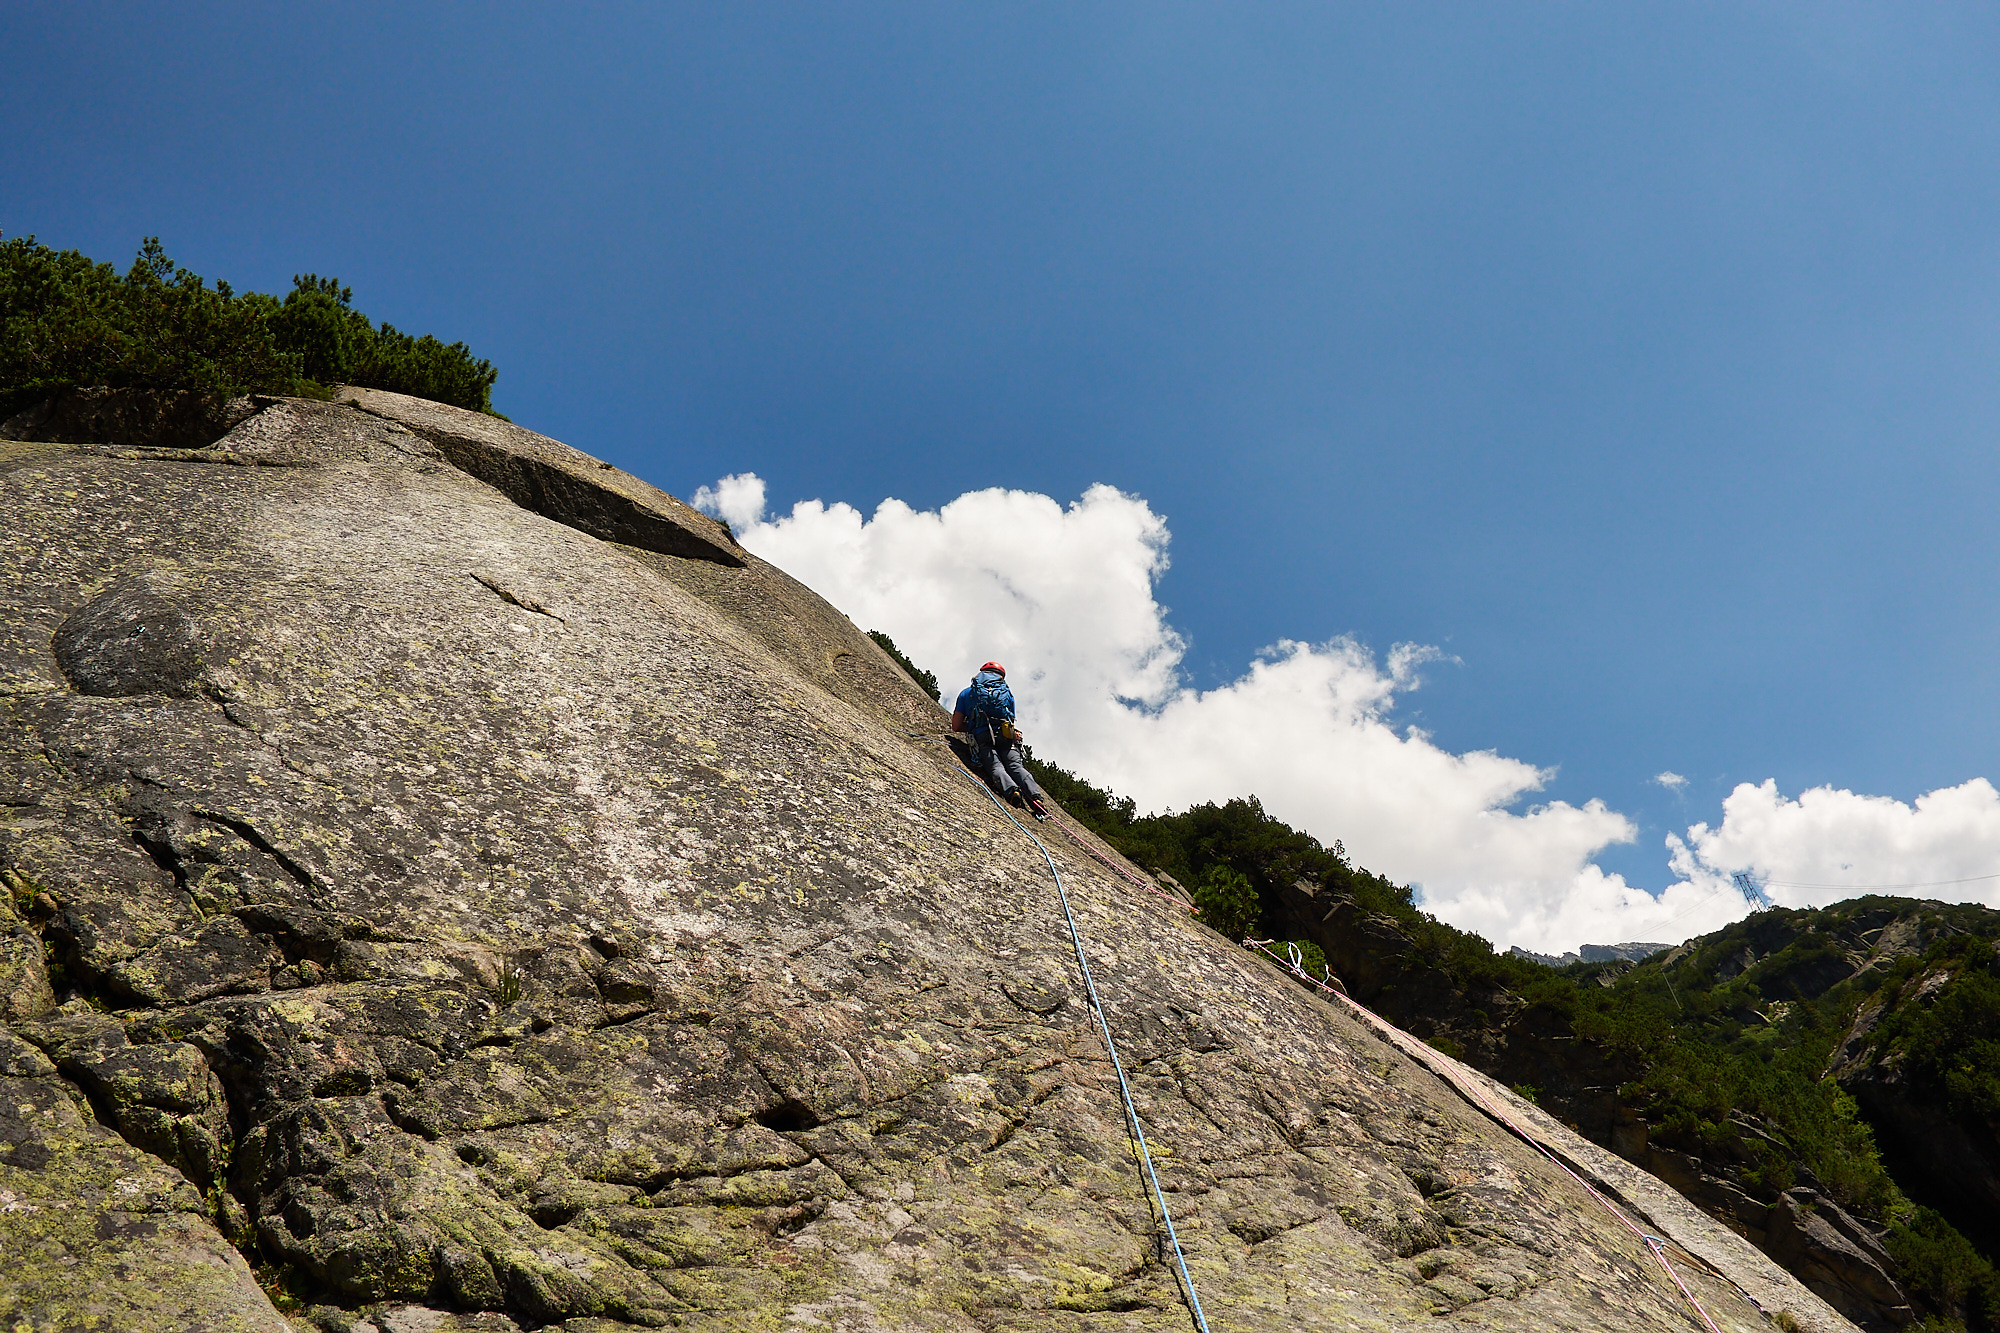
[952,661,1051,821]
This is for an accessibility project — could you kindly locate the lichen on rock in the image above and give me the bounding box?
[0,394,1856,1331]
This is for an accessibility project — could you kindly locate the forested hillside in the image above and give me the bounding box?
[1016,743,2000,1332]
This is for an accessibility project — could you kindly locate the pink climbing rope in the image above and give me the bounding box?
[1042,809,1196,915]
[1245,940,1729,1333]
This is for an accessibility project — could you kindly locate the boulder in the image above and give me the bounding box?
[1765,1189,1913,1327]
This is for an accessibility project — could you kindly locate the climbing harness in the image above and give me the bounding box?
[1244,940,1729,1333]
[957,768,1213,1333]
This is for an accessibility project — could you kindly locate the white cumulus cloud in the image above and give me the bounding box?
[690,473,769,532]
[695,474,2000,952]
[1654,771,1688,791]
[1669,778,2000,910]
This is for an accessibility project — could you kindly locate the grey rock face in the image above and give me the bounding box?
[1764,1189,1912,1327]
[0,394,1853,1331]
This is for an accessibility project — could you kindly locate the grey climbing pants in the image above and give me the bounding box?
[975,739,1043,802]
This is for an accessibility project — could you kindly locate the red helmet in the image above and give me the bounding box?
[980,661,1005,676]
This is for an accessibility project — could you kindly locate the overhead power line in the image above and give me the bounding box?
[1756,869,2000,892]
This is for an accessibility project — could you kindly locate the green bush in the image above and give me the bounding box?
[272,273,495,409]
[1877,942,2000,1125]
[1887,1207,2000,1330]
[0,236,498,417]
[1,236,293,415]
[1277,937,1332,983]
[1193,864,1260,940]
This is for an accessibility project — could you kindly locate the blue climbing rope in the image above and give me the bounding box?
[916,729,1723,1333]
[957,768,1213,1333]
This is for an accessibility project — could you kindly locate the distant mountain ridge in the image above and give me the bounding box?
[1508,941,1672,969]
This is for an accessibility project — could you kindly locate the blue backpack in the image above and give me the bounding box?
[964,670,1017,741]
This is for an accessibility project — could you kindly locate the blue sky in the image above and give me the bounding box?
[9,3,2000,933]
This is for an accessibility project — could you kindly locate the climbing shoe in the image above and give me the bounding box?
[1029,799,1052,822]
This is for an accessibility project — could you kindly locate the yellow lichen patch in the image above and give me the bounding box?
[944,1072,997,1107]
[0,406,1834,1333]
[1047,1260,1122,1311]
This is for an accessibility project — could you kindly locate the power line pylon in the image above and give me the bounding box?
[1732,870,1773,910]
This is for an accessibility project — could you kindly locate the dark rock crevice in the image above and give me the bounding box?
[754,1098,821,1133]
[190,809,321,896]
[131,818,194,900]
[0,385,259,450]
[467,571,567,627]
